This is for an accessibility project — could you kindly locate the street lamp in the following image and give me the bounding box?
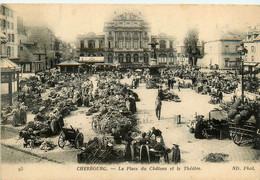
[237,43,248,104]
[148,41,159,65]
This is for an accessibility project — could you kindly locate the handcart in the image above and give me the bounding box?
[58,125,84,149]
[229,122,258,146]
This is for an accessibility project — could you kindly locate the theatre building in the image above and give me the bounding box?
[76,12,177,68]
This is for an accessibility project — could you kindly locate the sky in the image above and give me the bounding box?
[8,4,260,43]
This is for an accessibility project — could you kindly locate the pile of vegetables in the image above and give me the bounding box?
[227,99,259,125]
[161,89,181,102]
[203,153,229,163]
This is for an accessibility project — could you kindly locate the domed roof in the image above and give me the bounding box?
[114,12,142,21]
[86,32,96,38]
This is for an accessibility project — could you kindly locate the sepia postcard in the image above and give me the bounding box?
[1,3,260,180]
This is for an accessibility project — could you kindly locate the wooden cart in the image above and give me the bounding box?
[229,122,258,146]
[58,125,84,149]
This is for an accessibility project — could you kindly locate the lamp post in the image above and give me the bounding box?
[237,43,248,104]
[148,41,159,65]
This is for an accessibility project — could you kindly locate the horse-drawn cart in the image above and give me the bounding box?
[58,125,84,149]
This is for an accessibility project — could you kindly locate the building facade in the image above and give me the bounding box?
[18,43,46,72]
[76,12,177,68]
[200,29,244,69]
[0,4,19,60]
[243,25,260,71]
[26,26,57,69]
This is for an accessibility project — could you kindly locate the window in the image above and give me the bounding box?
[134,54,139,63]
[2,6,5,15]
[8,33,11,41]
[12,34,14,42]
[11,23,13,29]
[3,20,6,28]
[109,32,112,36]
[143,41,148,48]
[224,45,229,53]
[170,41,173,49]
[7,46,11,56]
[144,53,149,63]
[88,40,95,49]
[20,47,23,51]
[108,41,112,48]
[118,54,124,63]
[251,46,255,53]
[108,54,113,63]
[134,41,138,49]
[251,56,255,62]
[126,41,130,49]
[119,41,123,49]
[224,58,229,67]
[7,22,10,29]
[160,40,166,49]
[80,41,84,48]
[99,40,103,48]
[169,53,174,63]
[39,55,41,60]
[126,54,131,63]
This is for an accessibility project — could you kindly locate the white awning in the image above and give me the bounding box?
[79,57,104,63]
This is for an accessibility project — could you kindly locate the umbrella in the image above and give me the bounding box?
[135,69,142,72]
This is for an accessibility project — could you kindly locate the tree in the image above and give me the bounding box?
[184,28,200,66]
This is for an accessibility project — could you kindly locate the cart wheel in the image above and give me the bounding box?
[75,133,84,149]
[232,133,243,146]
[58,131,66,148]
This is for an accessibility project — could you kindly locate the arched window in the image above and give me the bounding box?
[134,54,139,63]
[80,53,84,57]
[108,54,113,63]
[100,53,104,56]
[159,54,167,63]
[88,40,95,49]
[144,53,149,64]
[126,54,131,63]
[80,41,84,48]
[118,54,124,63]
[160,40,166,49]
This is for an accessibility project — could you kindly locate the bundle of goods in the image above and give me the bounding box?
[203,153,229,163]
[40,140,55,151]
[92,111,137,135]
[19,121,53,138]
[161,90,181,102]
[208,95,219,104]
[227,99,259,126]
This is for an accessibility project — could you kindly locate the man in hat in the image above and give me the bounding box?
[155,96,162,120]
